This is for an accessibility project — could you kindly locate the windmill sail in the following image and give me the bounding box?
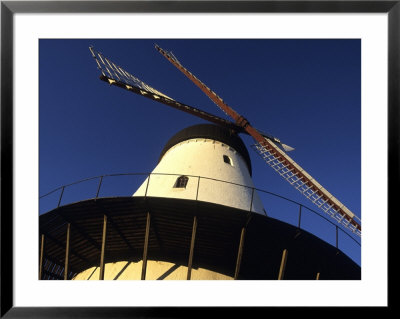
[155,44,361,236]
[89,46,172,99]
[89,46,246,132]
[251,141,361,234]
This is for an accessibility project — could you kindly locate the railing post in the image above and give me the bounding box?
[234,227,246,280]
[336,226,339,250]
[187,216,198,280]
[249,187,255,212]
[64,223,71,280]
[95,176,103,199]
[144,174,151,197]
[141,212,151,280]
[39,234,45,280]
[278,249,288,280]
[297,205,302,229]
[99,215,107,280]
[195,176,200,201]
[57,186,65,208]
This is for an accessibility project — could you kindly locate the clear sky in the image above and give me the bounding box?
[39,39,361,265]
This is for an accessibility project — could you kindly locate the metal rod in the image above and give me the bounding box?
[249,187,255,212]
[99,214,107,280]
[187,216,198,280]
[144,174,151,197]
[336,226,339,249]
[95,176,103,198]
[278,249,288,280]
[141,212,151,280]
[195,177,201,200]
[39,234,45,280]
[297,205,302,228]
[234,227,246,280]
[64,223,71,280]
[57,186,65,208]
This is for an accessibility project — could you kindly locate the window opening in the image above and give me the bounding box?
[223,155,233,166]
[174,175,189,188]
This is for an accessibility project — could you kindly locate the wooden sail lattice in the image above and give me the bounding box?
[89,46,246,132]
[252,141,361,236]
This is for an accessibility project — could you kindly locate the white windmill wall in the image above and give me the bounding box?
[133,138,265,215]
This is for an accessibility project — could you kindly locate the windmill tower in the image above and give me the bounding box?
[38,45,361,281]
[132,123,265,215]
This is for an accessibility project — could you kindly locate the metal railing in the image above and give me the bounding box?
[40,172,361,263]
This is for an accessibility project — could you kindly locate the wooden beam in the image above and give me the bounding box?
[141,212,151,280]
[278,249,288,280]
[99,214,107,280]
[234,227,246,280]
[94,201,135,251]
[187,216,198,280]
[39,234,45,280]
[147,213,163,252]
[64,223,71,280]
[55,209,101,251]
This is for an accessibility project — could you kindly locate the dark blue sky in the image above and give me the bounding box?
[39,39,361,264]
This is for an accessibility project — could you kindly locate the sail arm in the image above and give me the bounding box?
[89,47,245,133]
[251,136,361,235]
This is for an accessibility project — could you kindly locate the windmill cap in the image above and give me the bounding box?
[159,124,252,176]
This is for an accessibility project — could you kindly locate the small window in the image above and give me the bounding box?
[223,155,233,166]
[174,175,189,188]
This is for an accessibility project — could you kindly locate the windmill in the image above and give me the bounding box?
[37,43,362,281]
[88,45,361,238]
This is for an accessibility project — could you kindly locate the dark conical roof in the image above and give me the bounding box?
[159,124,252,175]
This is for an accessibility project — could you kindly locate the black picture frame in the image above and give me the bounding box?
[1,1,395,317]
